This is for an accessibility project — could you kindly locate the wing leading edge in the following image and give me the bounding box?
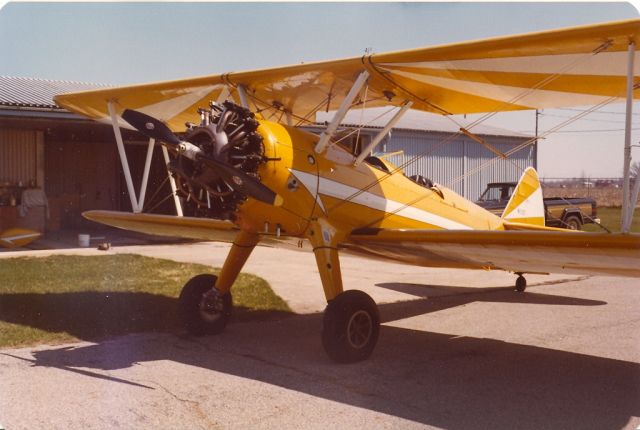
[82,210,306,249]
[83,210,239,243]
[347,229,640,277]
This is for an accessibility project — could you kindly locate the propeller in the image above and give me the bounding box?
[122,109,181,146]
[121,109,282,206]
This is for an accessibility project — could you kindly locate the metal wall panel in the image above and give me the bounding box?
[380,130,533,201]
[383,130,465,196]
[0,129,37,184]
[464,138,534,201]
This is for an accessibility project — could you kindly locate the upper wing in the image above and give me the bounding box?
[347,228,640,277]
[55,19,640,129]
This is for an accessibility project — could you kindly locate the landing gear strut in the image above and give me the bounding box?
[515,273,527,292]
[309,219,381,363]
[322,290,380,363]
[180,230,259,336]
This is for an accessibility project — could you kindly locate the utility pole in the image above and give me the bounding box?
[622,42,636,233]
[534,109,539,170]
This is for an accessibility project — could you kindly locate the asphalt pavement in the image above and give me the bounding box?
[0,243,639,429]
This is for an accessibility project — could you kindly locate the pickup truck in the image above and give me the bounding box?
[475,182,599,230]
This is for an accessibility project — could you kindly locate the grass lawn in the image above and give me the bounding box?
[583,207,640,233]
[0,254,291,348]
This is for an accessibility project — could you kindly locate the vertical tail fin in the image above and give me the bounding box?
[501,167,545,226]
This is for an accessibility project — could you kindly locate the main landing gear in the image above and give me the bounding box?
[309,219,381,363]
[180,230,259,337]
[179,223,382,363]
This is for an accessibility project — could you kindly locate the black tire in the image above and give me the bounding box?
[564,215,583,230]
[322,290,380,363]
[179,274,232,335]
[515,275,527,292]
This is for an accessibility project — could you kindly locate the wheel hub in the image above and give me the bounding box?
[347,310,373,349]
[199,289,226,322]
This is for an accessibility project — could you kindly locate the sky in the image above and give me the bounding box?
[0,1,639,178]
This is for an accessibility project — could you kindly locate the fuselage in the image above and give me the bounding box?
[235,120,505,243]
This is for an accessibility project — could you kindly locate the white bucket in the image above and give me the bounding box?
[78,234,90,247]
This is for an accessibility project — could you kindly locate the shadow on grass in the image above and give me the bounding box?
[0,291,291,345]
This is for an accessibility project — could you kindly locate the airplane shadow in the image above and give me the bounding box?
[1,288,638,429]
[375,282,607,323]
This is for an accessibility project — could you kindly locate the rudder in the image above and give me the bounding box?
[501,167,545,226]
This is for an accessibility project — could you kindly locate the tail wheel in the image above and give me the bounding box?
[179,274,232,335]
[515,274,527,292]
[322,290,380,363]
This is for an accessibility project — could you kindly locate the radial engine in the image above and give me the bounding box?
[169,101,266,220]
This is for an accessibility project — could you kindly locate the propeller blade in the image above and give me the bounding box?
[122,109,181,146]
[198,156,283,206]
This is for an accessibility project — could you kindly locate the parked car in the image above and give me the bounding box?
[476,182,599,230]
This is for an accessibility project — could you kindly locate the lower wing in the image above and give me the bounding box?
[347,228,640,277]
[82,210,304,249]
[83,210,239,242]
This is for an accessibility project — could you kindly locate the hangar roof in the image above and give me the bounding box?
[0,76,106,109]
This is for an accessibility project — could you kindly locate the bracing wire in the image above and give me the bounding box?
[329,41,617,215]
[362,94,628,228]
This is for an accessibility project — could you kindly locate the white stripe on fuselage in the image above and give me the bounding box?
[290,169,471,230]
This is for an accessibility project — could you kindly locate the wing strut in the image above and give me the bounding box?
[106,101,183,216]
[314,70,370,154]
[353,100,413,166]
[237,84,250,109]
[161,145,184,217]
[138,138,155,210]
[108,101,141,213]
[622,41,637,233]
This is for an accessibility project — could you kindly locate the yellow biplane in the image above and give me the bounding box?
[55,19,640,362]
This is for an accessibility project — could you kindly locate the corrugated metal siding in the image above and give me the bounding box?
[383,130,465,195]
[0,129,37,184]
[380,130,533,201]
[464,138,534,201]
[0,76,107,109]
